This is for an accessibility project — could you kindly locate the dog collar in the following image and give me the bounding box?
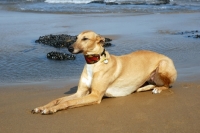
[84,49,108,64]
[84,54,100,64]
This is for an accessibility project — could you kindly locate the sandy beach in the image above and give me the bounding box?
[1,81,200,133]
[1,9,200,132]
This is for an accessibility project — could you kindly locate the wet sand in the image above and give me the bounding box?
[1,10,200,132]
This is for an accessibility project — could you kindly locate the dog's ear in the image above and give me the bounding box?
[96,35,105,45]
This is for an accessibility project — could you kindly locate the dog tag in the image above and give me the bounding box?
[104,59,108,64]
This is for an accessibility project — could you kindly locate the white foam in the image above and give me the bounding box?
[44,0,177,4]
[44,0,133,4]
[45,0,100,4]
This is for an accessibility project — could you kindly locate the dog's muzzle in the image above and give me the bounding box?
[68,46,74,53]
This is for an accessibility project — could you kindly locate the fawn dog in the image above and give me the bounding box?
[32,31,177,115]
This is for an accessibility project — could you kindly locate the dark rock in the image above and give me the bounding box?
[104,42,112,47]
[132,2,147,5]
[47,51,76,60]
[105,37,112,42]
[35,34,112,48]
[106,2,118,5]
[89,0,104,4]
[194,34,200,38]
[173,30,200,39]
[142,0,170,5]
[36,34,113,61]
[120,2,132,5]
[35,34,77,48]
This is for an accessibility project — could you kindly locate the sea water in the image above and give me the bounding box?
[0,0,200,85]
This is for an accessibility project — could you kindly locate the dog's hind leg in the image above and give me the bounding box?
[137,85,155,92]
[151,59,177,94]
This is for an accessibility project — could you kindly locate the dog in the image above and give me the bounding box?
[32,30,177,115]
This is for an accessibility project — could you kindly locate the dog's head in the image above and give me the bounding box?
[68,31,105,55]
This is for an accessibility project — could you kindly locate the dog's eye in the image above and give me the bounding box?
[82,37,88,41]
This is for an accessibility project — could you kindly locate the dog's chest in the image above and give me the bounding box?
[82,64,93,88]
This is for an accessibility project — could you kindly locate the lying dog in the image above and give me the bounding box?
[32,31,177,115]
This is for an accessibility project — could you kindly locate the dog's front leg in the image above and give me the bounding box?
[41,91,102,114]
[38,71,110,114]
[31,93,80,114]
[32,84,91,114]
[32,71,92,114]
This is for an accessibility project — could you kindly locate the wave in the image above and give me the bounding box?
[1,0,200,5]
[45,0,93,4]
[44,0,200,5]
[44,0,171,4]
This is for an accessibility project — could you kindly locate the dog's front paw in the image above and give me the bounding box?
[31,107,43,114]
[31,107,57,115]
[152,88,162,94]
[41,108,57,115]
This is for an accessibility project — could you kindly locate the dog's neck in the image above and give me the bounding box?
[84,48,107,64]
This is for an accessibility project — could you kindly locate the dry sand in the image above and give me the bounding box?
[0,81,200,133]
[1,11,200,133]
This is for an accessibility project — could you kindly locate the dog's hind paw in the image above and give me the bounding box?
[152,88,162,94]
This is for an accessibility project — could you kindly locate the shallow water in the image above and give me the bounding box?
[0,2,200,85]
[0,11,83,84]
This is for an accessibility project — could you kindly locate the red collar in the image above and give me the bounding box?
[84,54,100,64]
[84,49,106,64]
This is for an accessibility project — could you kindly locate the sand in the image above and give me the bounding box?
[1,10,200,133]
[1,81,200,133]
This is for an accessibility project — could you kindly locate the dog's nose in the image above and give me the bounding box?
[68,46,74,53]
